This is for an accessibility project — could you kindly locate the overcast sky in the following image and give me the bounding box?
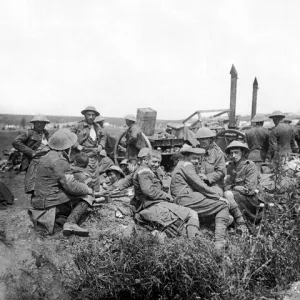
[0,0,299,119]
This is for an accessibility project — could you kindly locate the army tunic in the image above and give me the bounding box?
[13,129,50,193]
[71,120,106,191]
[266,122,297,160]
[201,142,226,188]
[170,161,228,221]
[133,164,200,237]
[245,126,270,162]
[225,158,262,223]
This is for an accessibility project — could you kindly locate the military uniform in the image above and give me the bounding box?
[125,124,146,159]
[200,142,226,189]
[225,158,262,223]
[71,120,106,191]
[13,129,50,193]
[245,126,269,162]
[266,122,297,160]
[133,164,200,238]
[294,121,300,148]
[170,161,228,221]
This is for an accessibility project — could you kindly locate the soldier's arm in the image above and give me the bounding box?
[118,173,134,190]
[240,162,257,195]
[206,152,226,184]
[98,129,107,148]
[183,164,222,199]
[69,123,79,134]
[55,159,93,196]
[12,131,35,157]
[224,164,235,191]
[138,170,170,201]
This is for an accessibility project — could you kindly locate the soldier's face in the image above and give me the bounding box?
[85,112,96,124]
[198,138,211,151]
[107,171,120,184]
[230,149,243,163]
[272,116,283,126]
[33,121,46,132]
[148,156,161,172]
[186,154,200,167]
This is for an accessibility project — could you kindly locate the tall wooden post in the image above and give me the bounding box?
[229,64,238,129]
[251,77,258,121]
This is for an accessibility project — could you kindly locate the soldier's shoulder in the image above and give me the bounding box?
[137,166,153,176]
[245,160,256,167]
[182,161,192,168]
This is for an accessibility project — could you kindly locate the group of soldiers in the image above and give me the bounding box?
[10,106,300,256]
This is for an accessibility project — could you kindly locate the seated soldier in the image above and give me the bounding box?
[118,158,138,190]
[99,150,114,174]
[224,141,263,224]
[29,129,94,236]
[119,159,129,175]
[133,149,200,239]
[171,145,232,253]
[71,152,92,187]
[100,165,126,193]
[171,145,247,242]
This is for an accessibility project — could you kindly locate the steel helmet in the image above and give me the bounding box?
[48,129,77,151]
[81,106,100,116]
[195,127,216,139]
[120,159,128,165]
[95,115,106,123]
[225,140,249,155]
[251,114,267,123]
[269,110,285,118]
[180,144,205,155]
[30,114,50,123]
[106,165,125,178]
[124,114,136,122]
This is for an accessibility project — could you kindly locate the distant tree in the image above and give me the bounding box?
[20,118,26,128]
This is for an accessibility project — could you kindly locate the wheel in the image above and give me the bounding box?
[215,129,246,152]
[113,131,152,165]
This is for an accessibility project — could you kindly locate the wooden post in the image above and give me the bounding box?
[229,64,238,129]
[251,77,258,122]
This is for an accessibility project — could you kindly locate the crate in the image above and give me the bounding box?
[136,108,157,136]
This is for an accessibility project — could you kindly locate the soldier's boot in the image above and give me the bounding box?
[214,217,228,257]
[230,207,249,236]
[63,201,89,237]
[186,209,200,238]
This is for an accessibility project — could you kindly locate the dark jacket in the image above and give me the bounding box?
[12,129,49,171]
[245,126,269,162]
[32,150,91,209]
[133,164,170,212]
[201,142,226,187]
[125,124,147,158]
[171,161,222,201]
[225,158,257,196]
[267,123,297,159]
[70,120,106,149]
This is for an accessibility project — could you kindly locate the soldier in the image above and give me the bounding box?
[99,150,114,175]
[245,114,269,171]
[133,149,200,239]
[224,141,263,224]
[194,127,226,191]
[283,114,293,124]
[13,114,50,195]
[266,111,297,161]
[123,115,146,159]
[29,129,94,236]
[70,106,106,192]
[294,120,300,148]
[101,165,126,192]
[171,145,247,253]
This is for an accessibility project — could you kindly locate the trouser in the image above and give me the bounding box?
[185,209,200,238]
[224,191,246,225]
[56,200,88,225]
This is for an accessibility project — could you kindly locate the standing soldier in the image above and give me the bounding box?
[245,114,269,171]
[70,106,106,192]
[194,127,226,192]
[294,120,300,149]
[123,114,146,159]
[266,111,297,161]
[13,114,50,195]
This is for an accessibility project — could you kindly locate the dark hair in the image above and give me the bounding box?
[74,153,89,168]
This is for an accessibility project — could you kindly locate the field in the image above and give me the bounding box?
[1,130,300,299]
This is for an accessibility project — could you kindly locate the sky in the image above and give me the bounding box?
[0,0,299,120]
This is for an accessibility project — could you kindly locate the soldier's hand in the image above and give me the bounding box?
[199,174,208,181]
[97,145,103,152]
[219,197,229,206]
[165,194,174,203]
